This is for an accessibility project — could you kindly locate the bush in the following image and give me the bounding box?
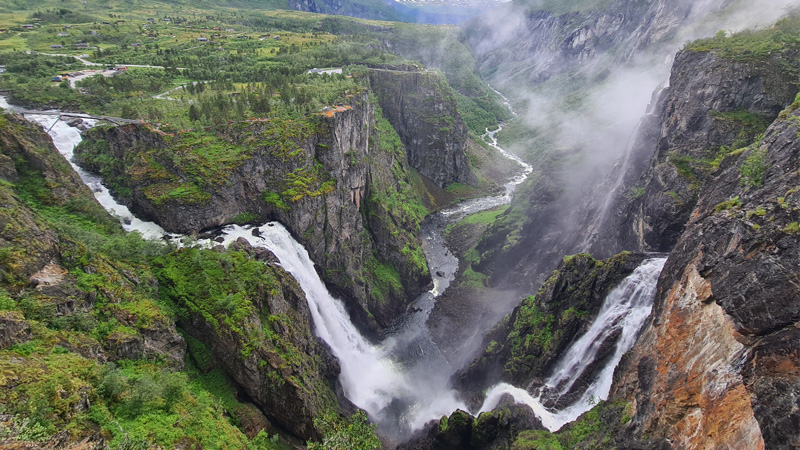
[739,147,769,188]
[307,410,381,450]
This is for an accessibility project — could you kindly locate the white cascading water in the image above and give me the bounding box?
[478,257,667,431]
[201,223,469,434]
[0,97,172,241]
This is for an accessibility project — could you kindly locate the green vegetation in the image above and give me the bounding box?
[686,14,800,61]
[307,411,381,450]
[367,257,404,303]
[739,147,770,188]
[511,399,633,449]
[715,196,742,212]
[627,186,645,199]
[782,221,799,233]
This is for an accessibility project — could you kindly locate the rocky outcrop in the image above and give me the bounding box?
[398,401,543,450]
[0,311,32,350]
[287,0,409,22]
[368,67,476,188]
[157,241,342,440]
[592,47,800,255]
[455,252,646,406]
[612,105,800,448]
[75,92,431,334]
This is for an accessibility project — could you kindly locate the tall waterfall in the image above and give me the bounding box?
[478,257,667,431]
[205,224,468,435]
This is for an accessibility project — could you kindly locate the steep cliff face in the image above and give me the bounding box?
[455,253,646,406]
[612,105,800,449]
[75,92,431,334]
[155,241,341,440]
[287,0,410,22]
[593,47,800,255]
[368,67,477,188]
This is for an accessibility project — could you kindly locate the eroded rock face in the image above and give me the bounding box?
[464,0,740,88]
[0,311,32,350]
[368,67,476,188]
[398,402,543,450]
[594,48,800,255]
[612,107,800,448]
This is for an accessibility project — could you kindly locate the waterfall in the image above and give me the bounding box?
[478,257,667,431]
[204,223,468,435]
[7,100,467,437]
[0,97,173,241]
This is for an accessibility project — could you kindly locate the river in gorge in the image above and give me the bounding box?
[2,94,666,442]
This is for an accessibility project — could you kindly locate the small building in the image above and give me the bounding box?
[130,43,141,47]
[90,30,98,36]
[64,25,72,28]
[22,24,34,29]
[50,44,63,49]
[102,22,110,25]
[196,37,208,42]
[147,18,155,22]
[52,76,63,82]
[75,43,89,49]
[225,28,234,32]
[272,36,280,40]
[57,32,69,37]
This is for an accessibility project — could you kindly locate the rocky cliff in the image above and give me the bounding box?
[288,0,410,22]
[155,240,342,440]
[368,66,477,188]
[75,92,432,335]
[611,99,800,450]
[591,45,800,256]
[0,112,384,448]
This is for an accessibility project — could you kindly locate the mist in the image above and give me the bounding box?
[401,0,800,428]
[457,0,800,266]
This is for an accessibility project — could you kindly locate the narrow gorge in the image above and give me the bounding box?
[1,0,800,449]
